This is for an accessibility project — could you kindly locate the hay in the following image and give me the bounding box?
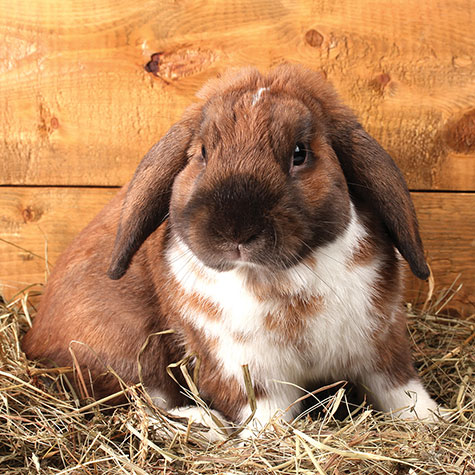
[0,289,473,474]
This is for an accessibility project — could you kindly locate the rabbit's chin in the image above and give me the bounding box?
[177,237,310,275]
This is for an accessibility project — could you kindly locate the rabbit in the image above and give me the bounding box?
[22,64,443,437]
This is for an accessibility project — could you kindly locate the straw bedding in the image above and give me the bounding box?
[0,287,473,474]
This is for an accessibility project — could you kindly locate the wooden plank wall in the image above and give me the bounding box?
[1,0,474,314]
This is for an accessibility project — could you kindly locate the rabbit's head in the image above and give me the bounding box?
[108,64,429,280]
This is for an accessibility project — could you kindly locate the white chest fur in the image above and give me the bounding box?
[166,205,385,399]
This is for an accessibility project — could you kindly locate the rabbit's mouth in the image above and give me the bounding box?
[173,224,301,273]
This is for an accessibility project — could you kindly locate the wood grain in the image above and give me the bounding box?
[406,192,475,316]
[0,188,473,314]
[0,187,117,296]
[1,0,474,189]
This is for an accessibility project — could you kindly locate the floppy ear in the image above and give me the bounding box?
[331,123,430,280]
[108,113,197,280]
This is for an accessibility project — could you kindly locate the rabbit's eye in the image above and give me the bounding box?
[201,145,207,159]
[292,143,307,167]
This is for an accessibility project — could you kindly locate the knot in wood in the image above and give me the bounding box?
[444,109,475,153]
[305,29,324,48]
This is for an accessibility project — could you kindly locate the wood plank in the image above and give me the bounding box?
[0,187,118,296]
[0,187,473,314]
[406,192,474,316]
[1,0,473,189]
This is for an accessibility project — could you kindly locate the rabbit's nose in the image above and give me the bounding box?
[238,233,259,249]
[223,233,261,262]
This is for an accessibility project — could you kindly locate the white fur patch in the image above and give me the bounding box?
[239,384,302,429]
[251,87,269,105]
[146,388,171,409]
[167,405,231,441]
[364,375,439,420]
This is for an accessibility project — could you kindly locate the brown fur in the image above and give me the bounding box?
[264,295,325,342]
[342,203,417,386]
[23,193,188,405]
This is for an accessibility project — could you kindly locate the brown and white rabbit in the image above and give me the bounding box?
[23,64,442,435]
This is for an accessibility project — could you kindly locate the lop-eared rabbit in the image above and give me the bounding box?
[23,64,442,436]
